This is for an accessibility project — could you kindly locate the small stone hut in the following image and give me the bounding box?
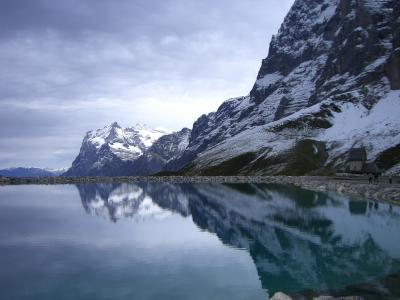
[346,147,367,173]
[346,147,380,174]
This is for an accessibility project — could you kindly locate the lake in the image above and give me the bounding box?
[0,183,399,299]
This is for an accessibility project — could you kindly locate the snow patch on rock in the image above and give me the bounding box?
[323,91,400,162]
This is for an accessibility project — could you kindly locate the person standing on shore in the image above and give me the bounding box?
[389,175,393,184]
[369,175,373,184]
[374,173,379,183]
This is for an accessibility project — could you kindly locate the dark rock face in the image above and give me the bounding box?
[375,144,400,170]
[182,140,329,176]
[386,49,400,89]
[64,141,100,177]
[274,96,290,121]
[167,0,400,175]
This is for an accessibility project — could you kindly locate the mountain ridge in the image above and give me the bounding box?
[0,167,66,178]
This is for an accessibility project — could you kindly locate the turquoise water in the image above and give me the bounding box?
[0,183,399,299]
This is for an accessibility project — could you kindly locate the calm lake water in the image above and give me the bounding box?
[0,183,400,300]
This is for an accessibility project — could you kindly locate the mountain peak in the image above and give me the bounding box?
[133,123,149,130]
[64,123,190,176]
[110,121,121,128]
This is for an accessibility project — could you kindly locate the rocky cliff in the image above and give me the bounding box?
[168,0,400,175]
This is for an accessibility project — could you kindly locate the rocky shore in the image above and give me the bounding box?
[279,175,400,204]
[0,175,399,204]
[270,292,364,300]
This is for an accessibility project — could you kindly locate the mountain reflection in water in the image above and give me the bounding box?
[77,182,400,297]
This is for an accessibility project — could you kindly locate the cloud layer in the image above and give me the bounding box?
[0,0,294,168]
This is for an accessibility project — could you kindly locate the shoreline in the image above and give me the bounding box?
[1,175,399,204]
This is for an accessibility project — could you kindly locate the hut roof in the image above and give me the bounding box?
[348,147,367,162]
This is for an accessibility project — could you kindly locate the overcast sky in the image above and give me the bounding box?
[0,0,294,169]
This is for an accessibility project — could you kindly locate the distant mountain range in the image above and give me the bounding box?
[65,0,400,177]
[0,167,66,178]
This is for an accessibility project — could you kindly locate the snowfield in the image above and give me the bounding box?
[85,122,171,161]
[323,91,400,163]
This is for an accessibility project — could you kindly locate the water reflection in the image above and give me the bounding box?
[77,182,400,296]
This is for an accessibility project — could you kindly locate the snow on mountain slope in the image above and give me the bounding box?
[64,122,172,176]
[65,123,191,177]
[86,122,169,160]
[170,0,400,175]
[184,91,400,175]
[322,90,400,163]
[133,128,192,175]
[148,128,191,162]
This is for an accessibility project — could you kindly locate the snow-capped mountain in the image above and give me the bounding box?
[167,0,400,175]
[87,122,169,160]
[64,123,190,176]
